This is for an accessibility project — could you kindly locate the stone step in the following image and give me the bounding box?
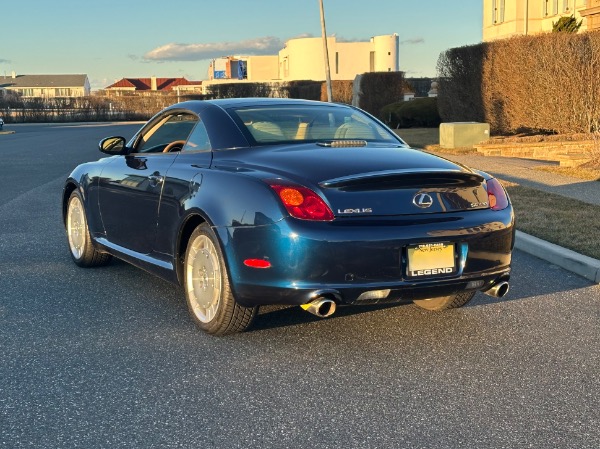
[474,140,595,166]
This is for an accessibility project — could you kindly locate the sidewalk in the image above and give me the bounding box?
[435,152,600,283]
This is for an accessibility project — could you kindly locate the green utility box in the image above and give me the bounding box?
[439,122,490,149]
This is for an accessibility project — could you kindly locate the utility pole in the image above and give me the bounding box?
[319,0,333,102]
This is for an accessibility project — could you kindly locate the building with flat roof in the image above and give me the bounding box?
[279,34,399,82]
[206,34,399,84]
[0,73,90,98]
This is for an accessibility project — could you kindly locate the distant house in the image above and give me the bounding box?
[0,73,90,98]
[104,77,202,96]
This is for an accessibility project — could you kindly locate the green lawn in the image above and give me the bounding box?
[394,128,438,148]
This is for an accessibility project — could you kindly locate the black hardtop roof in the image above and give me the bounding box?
[169,97,354,113]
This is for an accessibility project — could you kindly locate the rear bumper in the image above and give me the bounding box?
[233,268,511,307]
[215,208,515,307]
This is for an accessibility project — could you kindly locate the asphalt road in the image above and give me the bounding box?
[1,123,599,449]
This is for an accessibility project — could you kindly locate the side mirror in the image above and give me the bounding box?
[99,136,127,155]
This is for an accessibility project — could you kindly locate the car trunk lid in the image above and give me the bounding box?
[318,168,489,217]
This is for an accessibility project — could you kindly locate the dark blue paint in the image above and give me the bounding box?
[63,99,515,308]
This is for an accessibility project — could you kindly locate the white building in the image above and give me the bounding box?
[0,73,91,98]
[205,34,400,89]
[278,34,399,81]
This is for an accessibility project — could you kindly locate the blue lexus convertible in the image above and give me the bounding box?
[63,98,514,335]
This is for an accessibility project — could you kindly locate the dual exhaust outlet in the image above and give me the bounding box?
[301,297,336,318]
[483,281,510,298]
[301,281,510,318]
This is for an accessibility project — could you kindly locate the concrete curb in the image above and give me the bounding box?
[515,230,600,283]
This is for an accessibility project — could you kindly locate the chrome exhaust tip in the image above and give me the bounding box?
[301,298,337,318]
[483,281,510,298]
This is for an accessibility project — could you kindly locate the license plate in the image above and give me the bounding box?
[407,242,456,277]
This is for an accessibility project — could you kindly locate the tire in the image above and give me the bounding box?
[66,190,112,267]
[412,291,476,312]
[184,223,257,335]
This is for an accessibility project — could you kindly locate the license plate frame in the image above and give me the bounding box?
[406,242,456,278]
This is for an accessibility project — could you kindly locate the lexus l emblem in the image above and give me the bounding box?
[413,193,433,208]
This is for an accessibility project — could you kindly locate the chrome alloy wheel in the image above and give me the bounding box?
[67,195,86,260]
[186,234,222,323]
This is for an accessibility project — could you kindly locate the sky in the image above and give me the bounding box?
[0,0,483,91]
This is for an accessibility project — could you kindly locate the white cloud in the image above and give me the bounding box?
[290,33,314,39]
[144,36,285,62]
[400,38,425,45]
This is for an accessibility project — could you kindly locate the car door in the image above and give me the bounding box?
[153,119,213,259]
[98,112,198,255]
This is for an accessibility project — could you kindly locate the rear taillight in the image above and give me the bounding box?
[269,183,334,221]
[486,178,509,211]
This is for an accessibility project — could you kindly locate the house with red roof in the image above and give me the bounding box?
[105,77,202,96]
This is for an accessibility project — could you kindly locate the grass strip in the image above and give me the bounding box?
[504,183,600,260]
[534,165,600,182]
[395,128,438,148]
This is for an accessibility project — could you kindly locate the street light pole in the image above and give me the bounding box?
[319,0,333,102]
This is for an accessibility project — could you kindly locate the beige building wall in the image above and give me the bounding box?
[483,0,591,41]
[247,55,279,80]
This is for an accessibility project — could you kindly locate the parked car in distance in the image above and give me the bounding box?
[63,98,514,335]
[0,117,4,129]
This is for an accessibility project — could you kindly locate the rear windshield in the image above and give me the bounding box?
[227,104,402,145]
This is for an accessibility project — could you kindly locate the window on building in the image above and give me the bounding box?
[544,0,558,15]
[492,0,506,24]
[283,57,289,78]
[369,52,375,72]
[335,52,339,75]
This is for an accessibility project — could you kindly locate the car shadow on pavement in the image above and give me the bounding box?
[101,250,595,333]
[250,301,409,332]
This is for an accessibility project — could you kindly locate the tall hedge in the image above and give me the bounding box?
[205,82,272,99]
[381,98,441,128]
[357,72,404,119]
[320,80,353,104]
[437,31,600,134]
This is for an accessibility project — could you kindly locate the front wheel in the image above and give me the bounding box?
[66,190,112,267]
[184,223,257,335]
[412,291,476,311]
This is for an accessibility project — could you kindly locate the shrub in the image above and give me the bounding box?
[553,15,582,33]
[321,80,353,104]
[436,43,487,125]
[283,81,323,100]
[381,98,441,128]
[206,82,272,98]
[357,72,404,119]
[437,31,600,135]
